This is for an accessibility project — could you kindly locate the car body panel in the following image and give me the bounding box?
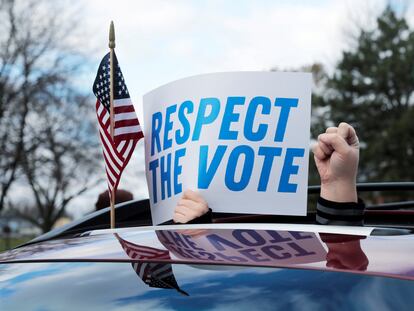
[1,261,414,311]
[1,224,413,281]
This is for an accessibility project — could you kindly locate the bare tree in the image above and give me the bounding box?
[16,92,101,233]
[0,0,101,231]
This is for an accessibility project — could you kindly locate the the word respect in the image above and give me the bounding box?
[157,229,318,264]
[148,96,305,204]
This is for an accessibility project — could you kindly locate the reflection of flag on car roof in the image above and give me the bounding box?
[92,52,143,194]
[115,234,188,295]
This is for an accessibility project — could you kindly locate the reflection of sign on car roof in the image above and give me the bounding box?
[144,72,312,224]
[157,229,326,265]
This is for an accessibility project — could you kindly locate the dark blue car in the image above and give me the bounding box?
[1,184,414,310]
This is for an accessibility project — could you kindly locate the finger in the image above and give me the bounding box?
[175,205,203,219]
[313,139,331,159]
[317,136,334,155]
[325,127,338,134]
[174,206,197,223]
[318,133,349,155]
[337,122,351,140]
[178,198,208,213]
[346,125,359,147]
[313,145,328,160]
[178,198,199,208]
[182,189,207,204]
[174,204,195,217]
[314,154,323,167]
[338,122,359,147]
[320,141,333,155]
[173,212,187,224]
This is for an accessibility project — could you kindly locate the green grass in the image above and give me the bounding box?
[0,236,34,252]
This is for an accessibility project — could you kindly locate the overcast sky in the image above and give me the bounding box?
[67,0,411,219]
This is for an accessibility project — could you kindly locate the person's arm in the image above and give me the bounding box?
[312,122,364,225]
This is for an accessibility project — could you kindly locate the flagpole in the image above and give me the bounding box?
[109,21,116,229]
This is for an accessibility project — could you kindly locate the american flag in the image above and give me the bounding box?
[115,234,188,295]
[93,52,143,194]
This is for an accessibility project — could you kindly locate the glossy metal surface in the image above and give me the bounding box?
[0,225,413,280]
[1,261,414,310]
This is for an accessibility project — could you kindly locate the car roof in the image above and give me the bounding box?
[1,223,413,281]
[23,182,414,246]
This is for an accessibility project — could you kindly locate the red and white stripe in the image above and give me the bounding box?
[116,234,171,260]
[113,98,142,143]
[96,100,143,193]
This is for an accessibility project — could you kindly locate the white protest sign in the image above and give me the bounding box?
[143,72,311,225]
[157,229,327,265]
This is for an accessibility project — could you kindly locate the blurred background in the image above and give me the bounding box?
[1,0,413,250]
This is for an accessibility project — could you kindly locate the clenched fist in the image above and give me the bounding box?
[312,122,359,202]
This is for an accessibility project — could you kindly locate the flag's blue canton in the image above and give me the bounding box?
[92,52,130,111]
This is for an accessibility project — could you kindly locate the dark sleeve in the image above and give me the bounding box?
[160,209,213,225]
[316,196,365,226]
[186,208,213,224]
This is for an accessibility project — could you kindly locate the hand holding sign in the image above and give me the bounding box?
[313,122,359,202]
[173,190,209,224]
